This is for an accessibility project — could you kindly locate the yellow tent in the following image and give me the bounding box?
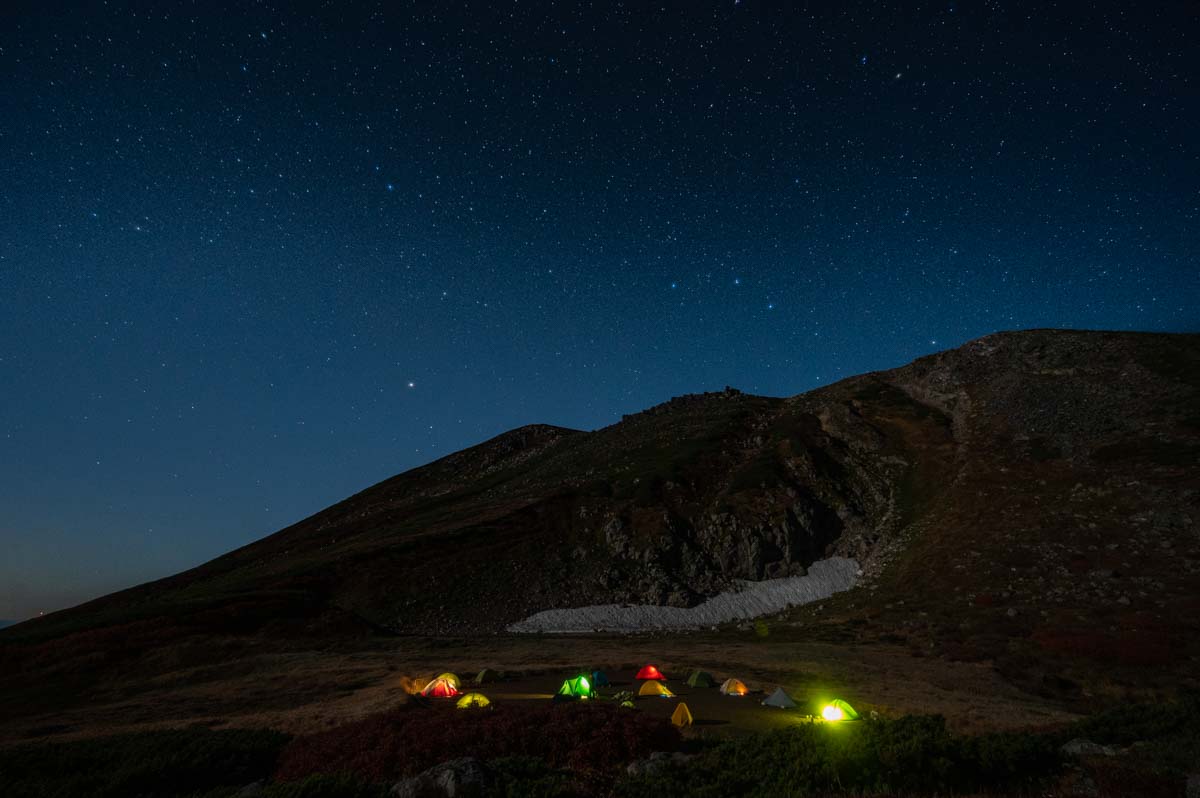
[455,692,491,709]
[671,702,693,727]
[638,679,675,698]
[435,672,461,689]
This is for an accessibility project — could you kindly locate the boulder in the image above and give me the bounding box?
[392,758,491,798]
[1059,738,1116,758]
[625,751,695,778]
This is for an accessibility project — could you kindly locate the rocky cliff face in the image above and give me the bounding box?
[5,330,1197,649]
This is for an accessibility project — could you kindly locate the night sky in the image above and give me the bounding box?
[1,2,1196,621]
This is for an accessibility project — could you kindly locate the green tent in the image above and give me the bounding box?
[686,670,716,688]
[474,668,501,685]
[556,674,594,700]
[821,698,860,721]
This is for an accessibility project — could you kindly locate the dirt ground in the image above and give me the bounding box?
[0,632,1080,746]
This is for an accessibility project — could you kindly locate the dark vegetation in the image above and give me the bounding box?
[4,693,1198,797]
[273,703,680,781]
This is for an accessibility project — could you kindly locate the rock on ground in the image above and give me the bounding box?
[392,758,491,798]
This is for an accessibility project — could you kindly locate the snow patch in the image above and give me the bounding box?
[507,557,860,633]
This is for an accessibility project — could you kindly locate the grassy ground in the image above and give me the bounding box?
[0,632,1083,746]
[2,693,1196,797]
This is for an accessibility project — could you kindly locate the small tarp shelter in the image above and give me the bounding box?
[455,692,491,709]
[719,678,749,696]
[762,687,797,708]
[671,702,694,727]
[821,698,860,721]
[638,680,675,698]
[421,677,460,698]
[556,674,594,700]
[435,672,462,689]
[686,670,716,688]
[591,670,610,687]
[636,664,666,680]
[473,668,500,685]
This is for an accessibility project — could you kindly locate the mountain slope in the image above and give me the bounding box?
[3,330,1197,675]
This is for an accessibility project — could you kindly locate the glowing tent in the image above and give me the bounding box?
[761,687,797,709]
[671,702,694,727]
[455,692,491,709]
[686,670,716,688]
[638,680,675,698]
[821,698,860,721]
[435,672,462,689]
[719,678,749,696]
[635,664,666,680]
[421,677,460,698]
[473,668,500,685]
[556,674,594,700]
[590,670,610,687]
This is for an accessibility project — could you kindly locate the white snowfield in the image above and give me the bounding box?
[506,556,860,633]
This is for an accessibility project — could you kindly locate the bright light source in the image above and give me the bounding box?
[822,704,845,722]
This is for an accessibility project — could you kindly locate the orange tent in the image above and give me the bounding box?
[421,677,460,698]
[636,664,665,680]
[719,678,749,696]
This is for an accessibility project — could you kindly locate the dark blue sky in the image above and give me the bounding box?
[1,1,1196,620]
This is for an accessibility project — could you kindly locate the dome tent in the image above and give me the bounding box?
[638,680,675,698]
[421,677,460,698]
[456,692,491,709]
[821,698,860,721]
[671,702,694,727]
[686,670,716,688]
[719,678,749,696]
[635,664,666,680]
[555,674,595,700]
[435,672,462,689]
[473,668,500,685]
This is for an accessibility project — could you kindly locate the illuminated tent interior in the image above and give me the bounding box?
[635,664,665,680]
[435,672,462,689]
[455,692,491,709]
[821,698,860,721]
[671,702,694,727]
[719,678,749,696]
[556,674,595,700]
[421,677,460,698]
[638,679,675,698]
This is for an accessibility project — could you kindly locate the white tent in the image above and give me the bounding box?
[761,687,797,708]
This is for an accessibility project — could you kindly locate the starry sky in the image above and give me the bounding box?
[1,1,1196,621]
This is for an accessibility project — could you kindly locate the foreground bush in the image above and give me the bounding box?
[616,714,1061,797]
[0,727,289,798]
[274,703,680,782]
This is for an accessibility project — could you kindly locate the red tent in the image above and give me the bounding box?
[636,664,665,680]
[421,677,460,698]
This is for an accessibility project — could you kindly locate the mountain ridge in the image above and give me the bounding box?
[3,329,1197,692]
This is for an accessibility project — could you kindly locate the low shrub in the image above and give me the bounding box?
[0,727,289,798]
[274,703,680,782]
[616,714,1060,797]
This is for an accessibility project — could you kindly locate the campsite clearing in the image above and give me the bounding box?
[0,631,1083,746]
